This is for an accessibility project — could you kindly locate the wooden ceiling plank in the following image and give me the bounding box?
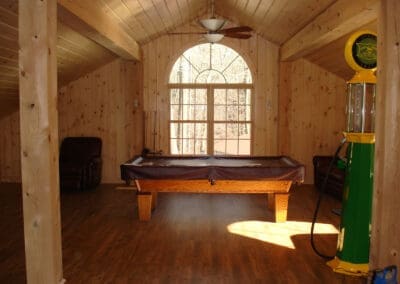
[0,21,18,41]
[0,0,18,14]
[0,34,18,50]
[124,0,160,41]
[165,0,184,28]
[0,4,17,28]
[120,0,154,42]
[101,0,148,42]
[190,0,207,20]
[244,0,262,18]
[281,0,379,61]
[57,0,141,61]
[137,0,166,37]
[153,0,175,32]
[176,0,191,23]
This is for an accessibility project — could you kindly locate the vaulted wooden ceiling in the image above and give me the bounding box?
[0,0,379,118]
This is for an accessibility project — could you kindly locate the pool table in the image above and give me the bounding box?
[120,155,305,222]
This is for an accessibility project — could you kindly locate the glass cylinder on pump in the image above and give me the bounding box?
[346,83,376,133]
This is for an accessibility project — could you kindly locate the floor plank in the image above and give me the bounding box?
[0,183,366,283]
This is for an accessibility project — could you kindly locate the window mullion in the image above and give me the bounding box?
[208,85,214,155]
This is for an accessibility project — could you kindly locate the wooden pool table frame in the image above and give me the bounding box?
[134,179,293,223]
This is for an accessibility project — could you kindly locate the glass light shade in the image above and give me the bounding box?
[203,33,224,43]
[199,18,225,32]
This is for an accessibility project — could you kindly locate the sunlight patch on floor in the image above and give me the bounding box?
[227,220,339,249]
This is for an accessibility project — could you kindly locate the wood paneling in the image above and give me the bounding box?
[0,0,117,117]
[216,0,336,45]
[0,0,381,106]
[57,23,117,87]
[58,59,143,183]
[0,111,20,182]
[279,59,347,184]
[142,23,279,155]
[370,0,400,276]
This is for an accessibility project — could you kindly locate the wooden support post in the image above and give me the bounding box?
[370,0,400,274]
[274,193,289,223]
[19,1,64,283]
[137,193,153,221]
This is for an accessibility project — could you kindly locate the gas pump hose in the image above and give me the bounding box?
[310,138,347,259]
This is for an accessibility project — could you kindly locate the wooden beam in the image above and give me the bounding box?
[19,1,64,283]
[280,0,379,61]
[57,0,141,61]
[370,0,400,274]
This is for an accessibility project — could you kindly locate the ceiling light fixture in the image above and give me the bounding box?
[203,33,224,43]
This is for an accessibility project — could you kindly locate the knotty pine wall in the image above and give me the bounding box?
[142,33,280,156]
[279,59,347,184]
[58,59,143,183]
[0,39,346,185]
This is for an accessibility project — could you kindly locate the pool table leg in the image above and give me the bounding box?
[137,193,152,221]
[268,193,289,223]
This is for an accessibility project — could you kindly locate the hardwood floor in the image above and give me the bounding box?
[0,183,367,283]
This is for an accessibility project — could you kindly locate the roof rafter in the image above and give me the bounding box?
[57,0,141,61]
[280,0,379,61]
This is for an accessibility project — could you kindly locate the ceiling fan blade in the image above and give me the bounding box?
[224,33,252,39]
[219,26,252,34]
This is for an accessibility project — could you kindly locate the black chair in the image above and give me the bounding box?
[313,155,345,200]
[59,137,102,191]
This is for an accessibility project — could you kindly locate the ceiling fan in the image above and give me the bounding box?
[168,0,252,43]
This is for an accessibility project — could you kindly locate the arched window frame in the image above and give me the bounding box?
[168,43,254,156]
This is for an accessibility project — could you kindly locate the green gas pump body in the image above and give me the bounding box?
[327,30,377,276]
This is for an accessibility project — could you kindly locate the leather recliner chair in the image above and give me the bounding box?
[313,155,345,200]
[59,137,102,191]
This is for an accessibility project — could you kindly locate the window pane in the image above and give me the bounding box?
[214,89,226,105]
[196,90,207,104]
[170,89,180,104]
[239,123,251,139]
[195,123,207,139]
[223,56,252,83]
[170,105,181,120]
[182,90,191,104]
[238,106,251,121]
[196,70,226,83]
[170,123,182,138]
[227,123,238,139]
[214,140,226,155]
[182,139,195,154]
[226,140,238,155]
[238,140,250,155]
[227,89,238,105]
[214,106,226,121]
[170,139,181,154]
[227,106,238,121]
[214,123,226,139]
[195,139,207,155]
[194,105,207,120]
[182,123,194,138]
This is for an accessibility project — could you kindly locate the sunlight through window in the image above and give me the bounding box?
[227,220,339,249]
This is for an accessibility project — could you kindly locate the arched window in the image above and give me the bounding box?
[169,43,253,155]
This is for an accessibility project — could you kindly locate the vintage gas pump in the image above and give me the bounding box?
[327,30,377,276]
